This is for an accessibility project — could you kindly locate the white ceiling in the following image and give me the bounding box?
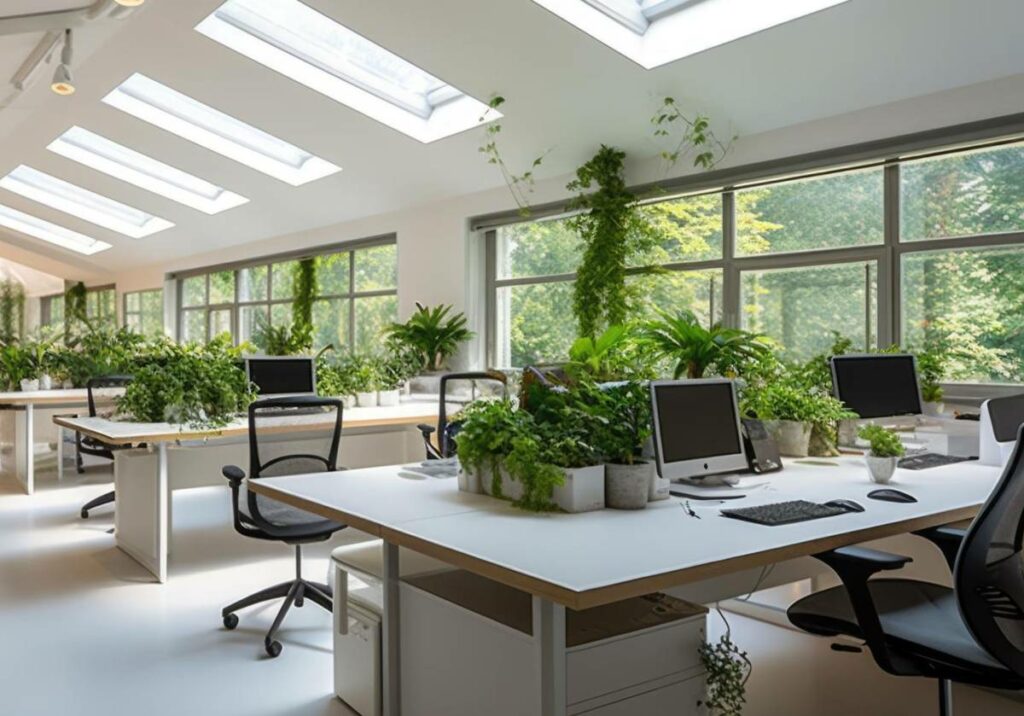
[0,0,1021,275]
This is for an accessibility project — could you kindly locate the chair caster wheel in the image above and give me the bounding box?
[223,614,239,630]
[265,640,282,658]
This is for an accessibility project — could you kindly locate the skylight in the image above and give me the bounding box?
[533,0,849,69]
[48,127,249,215]
[0,166,173,239]
[0,204,111,255]
[102,73,340,186]
[195,0,497,143]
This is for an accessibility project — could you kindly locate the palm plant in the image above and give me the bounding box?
[640,309,771,379]
[384,303,474,373]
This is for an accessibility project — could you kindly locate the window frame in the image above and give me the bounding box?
[123,288,164,335]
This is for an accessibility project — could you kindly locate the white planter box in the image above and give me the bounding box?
[552,465,605,513]
[356,391,378,408]
[341,394,356,409]
[378,389,401,407]
[477,466,522,501]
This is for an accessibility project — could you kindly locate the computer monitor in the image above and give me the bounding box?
[245,356,316,397]
[830,354,922,419]
[650,379,748,482]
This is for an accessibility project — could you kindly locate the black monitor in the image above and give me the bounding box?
[650,379,748,481]
[830,354,922,419]
[245,357,316,397]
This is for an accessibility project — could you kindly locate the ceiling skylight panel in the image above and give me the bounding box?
[0,204,111,255]
[48,127,249,215]
[196,0,497,143]
[533,0,850,69]
[102,73,340,186]
[0,165,173,239]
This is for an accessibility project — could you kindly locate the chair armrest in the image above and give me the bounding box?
[913,525,967,572]
[222,465,246,486]
[812,546,918,676]
[416,423,436,436]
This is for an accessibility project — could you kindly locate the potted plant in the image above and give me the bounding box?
[640,309,771,379]
[916,348,947,416]
[348,352,380,408]
[858,424,905,484]
[454,398,526,497]
[316,353,360,408]
[743,379,854,458]
[593,381,653,510]
[384,303,474,382]
[0,343,32,391]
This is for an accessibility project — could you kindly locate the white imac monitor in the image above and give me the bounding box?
[650,379,748,484]
[245,356,316,397]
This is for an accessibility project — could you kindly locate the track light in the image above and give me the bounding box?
[115,0,145,5]
[50,29,74,96]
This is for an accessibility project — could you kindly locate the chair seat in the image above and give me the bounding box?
[239,484,342,536]
[788,578,1017,680]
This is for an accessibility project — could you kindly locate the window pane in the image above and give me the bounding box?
[209,308,232,339]
[313,298,349,351]
[317,253,349,295]
[741,262,877,361]
[496,217,582,280]
[239,304,268,344]
[182,276,206,307]
[126,314,141,332]
[627,269,723,325]
[271,302,292,327]
[141,290,163,335]
[354,244,397,292]
[497,281,576,367]
[902,246,1024,382]
[182,309,207,342]
[209,270,235,304]
[271,261,297,300]
[638,194,723,263]
[901,143,1024,241]
[48,295,64,326]
[736,168,884,256]
[125,292,140,312]
[354,295,397,349]
[238,265,268,302]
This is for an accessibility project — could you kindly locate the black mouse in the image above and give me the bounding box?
[826,499,865,513]
[868,488,917,504]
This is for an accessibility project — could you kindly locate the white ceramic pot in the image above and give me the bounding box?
[479,466,521,501]
[62,379,74,389]
[764,419,813,457]
[552,464,605,513]
[378,389,401,407]
[605,462,652,510]
[38,374,52,390]
[355,391,378,408]
[866,453,899,484]
[457,465,482,494]
[19,378,39,392]
[922,401,945,417]
[340,394,356,409]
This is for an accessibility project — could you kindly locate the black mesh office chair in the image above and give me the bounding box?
[788,424,1024,715]
[221,396,346,658]
[78,375,134,519]
[417,371,507,460]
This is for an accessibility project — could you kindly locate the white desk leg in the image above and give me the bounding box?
[14,405,35,495]
[539,597,567,716]
[156,443,168,584]
[382,541,401,716]
[56,423,64,483]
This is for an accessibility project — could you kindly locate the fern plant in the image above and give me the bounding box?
[640,309,771,379]
[384,303,474,372]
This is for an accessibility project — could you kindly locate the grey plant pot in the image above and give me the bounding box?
[865,453,899,484]
[605,462,652,510]
[764,419,812,458]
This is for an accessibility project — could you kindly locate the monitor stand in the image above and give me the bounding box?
[672,473,742,488]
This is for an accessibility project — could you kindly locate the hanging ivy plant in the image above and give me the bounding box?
[66,281,88,329]
[651,97,735,174]
[290,257,317,353]
[699,630,752,716]
[478,95,550,216]
[0,279,25,344]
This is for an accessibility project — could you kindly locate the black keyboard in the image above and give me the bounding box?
[721,500,847,526]
[898,453,975,471]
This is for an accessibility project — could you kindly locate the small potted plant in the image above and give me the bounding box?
[384,303,474,393]
[316,354,359,408]
[455,398,528,498]
[595,381,653,510]
[348,352,379,408]
[916,348,947,416]
[858,424,905,483]
[744,377,854,458]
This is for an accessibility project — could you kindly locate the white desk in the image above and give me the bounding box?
[251,456,1000,716]
[54,402,442,583]
[0,388,119,494]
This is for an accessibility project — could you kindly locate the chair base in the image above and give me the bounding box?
[221,545,333,658]
[81,490,115,519]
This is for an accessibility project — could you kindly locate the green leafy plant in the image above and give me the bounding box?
[504,434,565,512]
[65,281,88,335]
[565,324,657,382]
[588,380,652,465]
[916,348,947,403]
[567,146,658,339]
[699,631,752,716]
[520,375,603,470]
[384,303,474,372]
[641,309,771,379]
[0,343,33,390]
[651,97,734,174]
[744,379,854,426]
[316,353,361,398]
[0,279,25,344]
[454,398,528,497]
[290,257,316,353]
[858,424,906,458]
[477,95,549,215]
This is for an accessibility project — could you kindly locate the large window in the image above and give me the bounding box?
[176,241,397,351]
[124,289,164,336]
[86,287,116,329]
[487,139,1024,383]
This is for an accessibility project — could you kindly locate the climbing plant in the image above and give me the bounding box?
[290,257,317,353]
[0,279,25,343]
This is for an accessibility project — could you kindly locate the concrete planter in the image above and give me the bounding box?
[19,378,38,392]
[605,462,652,510]
[378,389,401,407]
[764,419,813,457]
[355,391,377,408]
[922,401,945,417]
[340,394,356,409]
[866,453,899,484]
[477,466,522,501]
[552,465,606,513]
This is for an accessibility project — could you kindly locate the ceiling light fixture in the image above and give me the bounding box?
[0,204,111,255]
[102,73,340,185]
[48,127,249,215]
[0,165,174,238]
[196,0,497,143]
[532,0,849,69]
[50,29,75,95]
[114,0,146,6]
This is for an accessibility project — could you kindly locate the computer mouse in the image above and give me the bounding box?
[868,488,917,504]
[825,499,865,513]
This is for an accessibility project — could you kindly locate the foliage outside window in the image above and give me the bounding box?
[124,289,163,336]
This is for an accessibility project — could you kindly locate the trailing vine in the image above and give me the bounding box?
[566,145,657,338]
[0,279,25,343]
[699,626,753,716]
[651,97,734,175]
[478,95,550,216]
[290,257,317,353]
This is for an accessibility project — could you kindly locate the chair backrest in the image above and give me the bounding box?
[86,375,133,417]
[437,371,508,458]
[956,423,1024,676]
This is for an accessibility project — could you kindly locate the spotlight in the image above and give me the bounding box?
[50,29,74,96]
